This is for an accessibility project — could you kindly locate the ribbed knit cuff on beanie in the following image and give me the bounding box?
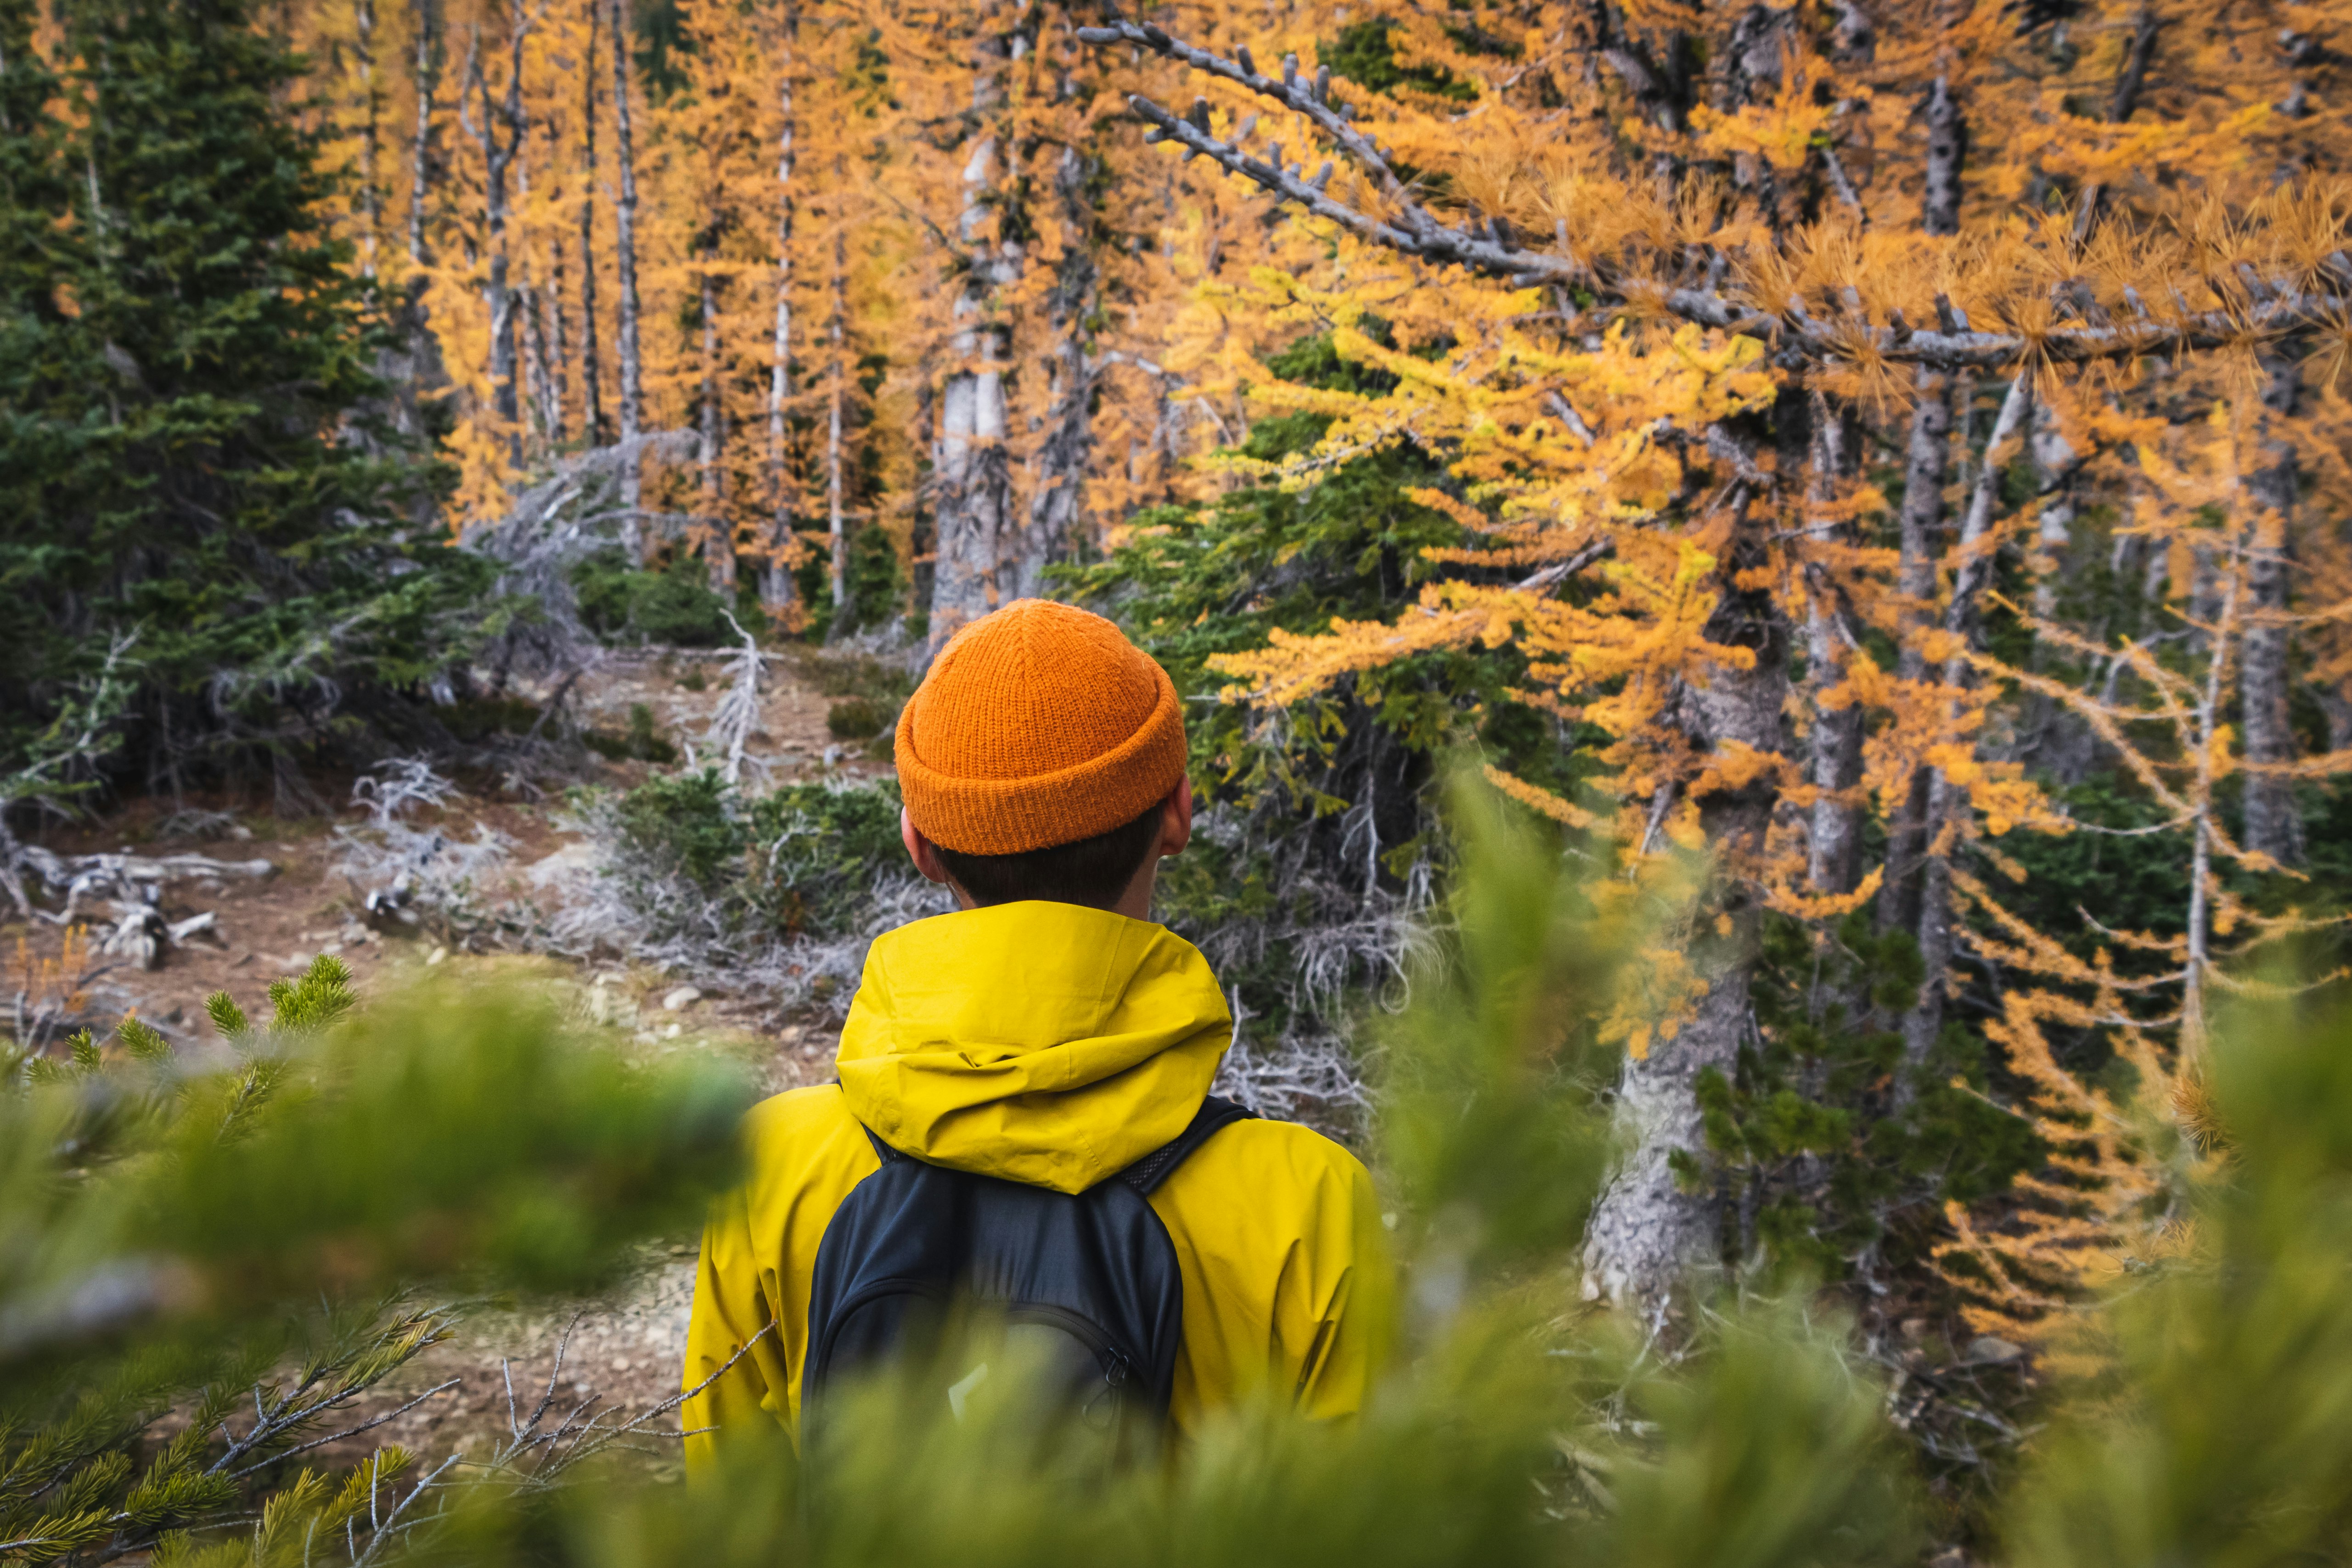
[894,600,1189,855]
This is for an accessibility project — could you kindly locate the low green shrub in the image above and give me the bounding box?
[793,524,909,641]
[744,783,910,937]
[794,648,916,705]
[827,697,884,739]
[573,550,737,648]
[594,769,912,944]
[583,702,678,764]
[439,694,544,743]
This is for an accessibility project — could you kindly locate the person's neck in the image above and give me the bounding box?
[948,863,1161,922]
[1110,860,1160,921]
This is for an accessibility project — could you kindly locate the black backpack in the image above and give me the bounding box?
[800,1094,1255,1461]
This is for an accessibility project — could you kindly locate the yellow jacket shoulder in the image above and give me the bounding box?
[1148,1118,1392,1427]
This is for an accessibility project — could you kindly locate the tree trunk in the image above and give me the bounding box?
[543,275,569,447]
[2017,393,2103,781]
[1580,923,1757,1314]
[611,0,645,556]
[1876,364,1953,934]
[2243,355,2304,867]
[1920,74,1962,236]
[1716,7,1787,218]
[576,0,604,446]
[827,183,848,614]
[522,263,555,449]
[354,0,382,282]
[1805,643,1863,895]
[1026,143,1097,597]
[911,376,936,617]
[1878,78,1964,932]
[926,20,1022,649]
[1805,390,1864,896]
[541,103,570,449]
[405,0,435,270]
[761,0,800,616]
[1583,574,1787,1315]
[377,0,443,456]
[2183,507,2251,1061]
[701,270,734,590]
[1903,374,2034,1069]
[465,16,527,467]
[516,137,561,451]
[2070,9,2161,243]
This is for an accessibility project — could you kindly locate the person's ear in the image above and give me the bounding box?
[901,807,953,886]
[1158,776,1193,859]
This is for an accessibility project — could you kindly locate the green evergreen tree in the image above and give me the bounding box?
[0,1,71,340]
[0,0,485,788]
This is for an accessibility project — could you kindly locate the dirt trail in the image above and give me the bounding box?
[7,647,898,1460]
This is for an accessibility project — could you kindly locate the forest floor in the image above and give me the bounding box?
[7,646,907,1475]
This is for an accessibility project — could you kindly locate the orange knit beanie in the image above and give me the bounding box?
[894,600,1188,855]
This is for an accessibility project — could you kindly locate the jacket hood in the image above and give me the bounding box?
[835,901,1232,1193]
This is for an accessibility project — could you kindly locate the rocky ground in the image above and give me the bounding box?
[6,645,904,1467]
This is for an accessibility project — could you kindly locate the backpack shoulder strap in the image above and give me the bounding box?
[1118,1095,1258,1197]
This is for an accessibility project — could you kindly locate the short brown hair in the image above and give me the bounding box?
[929,796,1168,910]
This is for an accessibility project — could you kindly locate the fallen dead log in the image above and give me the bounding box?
[7,848,270,972]
[167,911,217,943]
[96,905,230,971]
[17,847,276,927]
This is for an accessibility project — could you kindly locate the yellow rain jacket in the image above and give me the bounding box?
[681,900,1394,1466]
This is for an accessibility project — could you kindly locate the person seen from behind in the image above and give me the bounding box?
[681,599,1395,1466]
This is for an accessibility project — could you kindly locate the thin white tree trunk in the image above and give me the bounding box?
[1877,83,1964,935]
[462,12,529,467]
[405,0,434,269]
[1877,362,1953,935]
[381,0,444,454]
[2243,356,2304,866]
[1920,73,1962,236]
[544,274,570,446]
[611,0,646,556]
[541,103,570,448]
[761,0,800,614]
[1805,391,1863,896]
[927,18,1019,649]
[702,270,734,589]
[1903,373,2034,1068]
[517,136,561,451]
[1024,143,1095,582]
[354,0,383,282]
[576,0,604,444]
[827,170,847,613]
[2185,519,2248,1063]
